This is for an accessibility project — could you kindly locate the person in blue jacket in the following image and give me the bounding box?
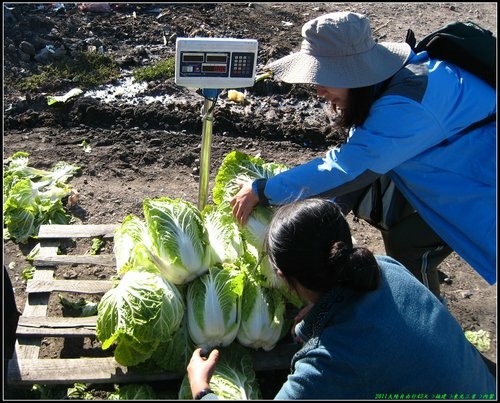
[187,198,496,400]
[230,11,496,298]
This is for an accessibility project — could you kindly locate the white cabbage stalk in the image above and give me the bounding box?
[143,197,210,285]
[186,266,244,350]
[241,205,274,252]
[237,272,286,351]
[202,203,244,266]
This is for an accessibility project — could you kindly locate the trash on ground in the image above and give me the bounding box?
[47,88,83,105]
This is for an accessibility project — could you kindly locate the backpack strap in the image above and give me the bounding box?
[405,29,417,49]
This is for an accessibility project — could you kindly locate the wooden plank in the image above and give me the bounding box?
[38,224,118,239]
[16,326,96,337]
[19,316,98,328]
[15,267,55,360]
[33,254,116,267]
[34,239,60,267]
[7,344,298,385]
[26,279,113,294]
[7,357,180,385]
[38,240,60,258]
[17,315,98,338]
[39,243,60,253]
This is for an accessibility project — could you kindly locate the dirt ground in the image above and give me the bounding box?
[3,2,497,399]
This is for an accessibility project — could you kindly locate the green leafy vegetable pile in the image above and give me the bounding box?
[3,151,80,243]
[96,150,303,398]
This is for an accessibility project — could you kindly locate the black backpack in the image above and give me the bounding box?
[405,21,496,88]
[406,21,496,131]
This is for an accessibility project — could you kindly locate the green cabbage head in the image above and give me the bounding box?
[143,197,211,285]
[96,269,185,366]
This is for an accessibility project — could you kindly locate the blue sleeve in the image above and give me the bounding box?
[262,98,445,205]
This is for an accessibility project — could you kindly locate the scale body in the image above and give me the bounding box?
[175,37,258,89]
[174,38,258,209]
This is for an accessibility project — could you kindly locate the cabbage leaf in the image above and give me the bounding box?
[3,152,80,243]
[202,203,244,266]
[212,150,288,205]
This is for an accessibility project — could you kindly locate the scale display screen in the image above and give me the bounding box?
[206,53,228,63]
[182,54,205,63]
[202,64,227,73]
[175,38,258,88]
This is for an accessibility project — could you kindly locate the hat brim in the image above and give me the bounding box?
[265,42,412,88]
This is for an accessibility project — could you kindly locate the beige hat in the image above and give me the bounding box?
[265,12,412,88]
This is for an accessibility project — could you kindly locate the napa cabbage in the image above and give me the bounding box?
[143,197,211,285]
[240,204,274,254]
[96,268,185,366]
[113,214,153,272]
[148,313,195,374]
[178,343,262,399]
[202,203,244,266]
[212,150,288,205]
[186,266,244,350]
[237,270,286,351]
[3,152,80,243]
[211,150,281,255]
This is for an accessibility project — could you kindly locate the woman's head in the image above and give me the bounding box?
[265,12,411,89]
[264,198,380,293]
[318,84,385,129]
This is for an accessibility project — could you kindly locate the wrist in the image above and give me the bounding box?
[252,178,269,206]
[194,387,214,400]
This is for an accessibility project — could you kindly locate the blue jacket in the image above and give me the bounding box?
[274,256,496,400]
[253,52,496,285]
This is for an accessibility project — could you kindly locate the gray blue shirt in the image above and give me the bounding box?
[274,255,496,399]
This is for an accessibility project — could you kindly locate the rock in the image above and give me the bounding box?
[19,41,35,56]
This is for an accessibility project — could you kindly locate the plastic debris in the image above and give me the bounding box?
[227,89,245,103]
[47,88,83,105]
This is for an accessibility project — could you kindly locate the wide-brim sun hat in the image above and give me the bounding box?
[265,12,412,88]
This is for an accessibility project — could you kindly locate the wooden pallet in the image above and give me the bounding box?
[7,224,297,386]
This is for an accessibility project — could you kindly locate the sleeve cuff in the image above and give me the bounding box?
[252,178,270,207]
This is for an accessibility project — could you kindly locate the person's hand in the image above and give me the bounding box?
[230,180,259,225]
[291,303,314,344]
[187,348,219,399]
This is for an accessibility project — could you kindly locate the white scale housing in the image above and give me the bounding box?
[175,37,258,89]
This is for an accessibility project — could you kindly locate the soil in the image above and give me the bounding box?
[3,2,497,399]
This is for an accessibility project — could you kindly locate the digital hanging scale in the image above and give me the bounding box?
[175,37,258,89]
[174,37,259,209]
